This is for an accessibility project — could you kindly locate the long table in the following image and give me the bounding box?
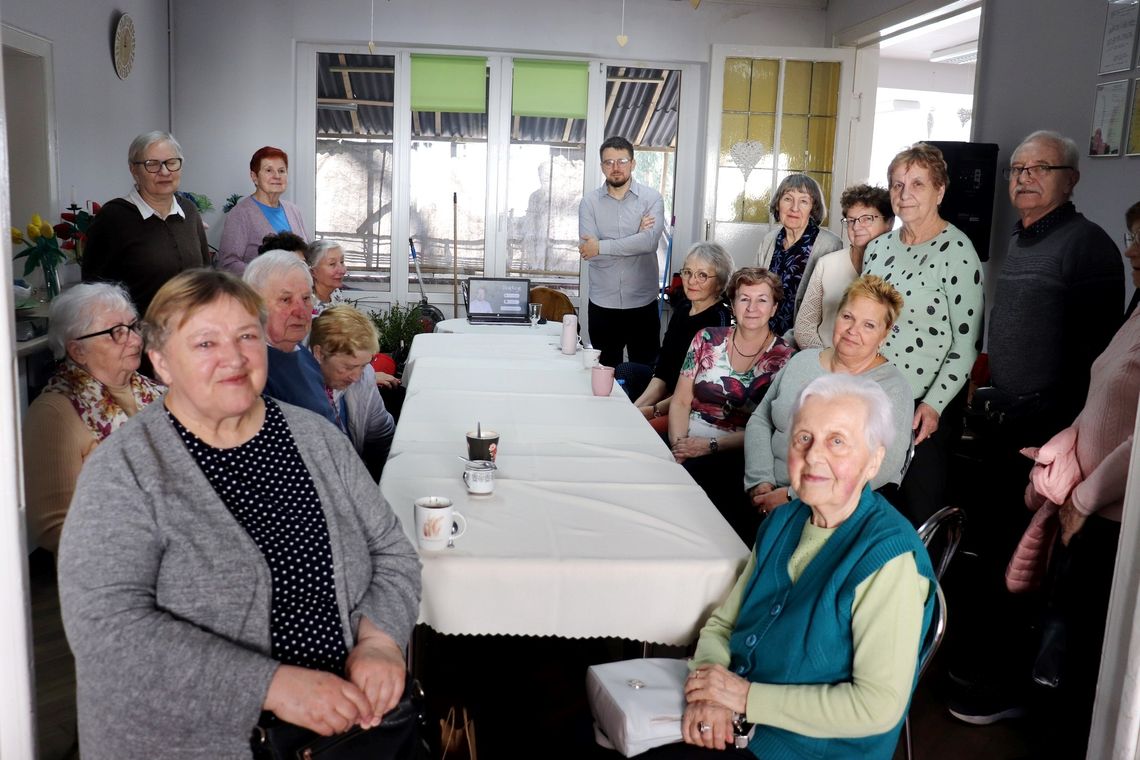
[382,331,748,645]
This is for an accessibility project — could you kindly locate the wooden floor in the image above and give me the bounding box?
[28,552,1037,760]
[28,550,79,760]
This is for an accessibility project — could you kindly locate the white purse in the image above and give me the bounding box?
[585,658,688,757]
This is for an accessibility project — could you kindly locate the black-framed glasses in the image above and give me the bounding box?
[132,157,183,173]
[841,214,883,227]
[1002,164,1072,181]
[1127,231,1139,246]
[75,320,140,344]
[680,268,714,283]
[601,158,631,168]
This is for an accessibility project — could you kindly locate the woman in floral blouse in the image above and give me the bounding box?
[669,268,795,542]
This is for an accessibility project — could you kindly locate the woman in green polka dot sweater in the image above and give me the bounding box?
[863,143,983,524]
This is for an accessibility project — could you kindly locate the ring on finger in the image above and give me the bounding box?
[698,721,711,733]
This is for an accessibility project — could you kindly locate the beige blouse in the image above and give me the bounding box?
[24,385,141,554]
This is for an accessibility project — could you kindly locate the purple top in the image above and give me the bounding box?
[218,194,309,274]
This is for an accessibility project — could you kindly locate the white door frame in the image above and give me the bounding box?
[0,25,40,760]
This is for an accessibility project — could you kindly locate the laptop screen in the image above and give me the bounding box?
[467,277,529,316]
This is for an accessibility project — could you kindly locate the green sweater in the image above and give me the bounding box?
[862,224,983,413]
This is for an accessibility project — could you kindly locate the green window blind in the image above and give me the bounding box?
[512,60,588,119]
[410,54,487,113]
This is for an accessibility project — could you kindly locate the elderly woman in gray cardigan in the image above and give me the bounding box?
[58,269,420,759]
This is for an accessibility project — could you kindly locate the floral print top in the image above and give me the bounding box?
[680,327,795,432]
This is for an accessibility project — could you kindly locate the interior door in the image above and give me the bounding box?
[702,45,857,268]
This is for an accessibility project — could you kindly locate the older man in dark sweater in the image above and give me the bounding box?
[947,130,1123,726]
[987,131,1123,438]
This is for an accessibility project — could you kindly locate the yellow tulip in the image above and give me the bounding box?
[29,214,42,228]
[10,227,24,244]
[26,223,39,241]
[39,220,54,238]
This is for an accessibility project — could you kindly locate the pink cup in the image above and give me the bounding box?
[591,365,615,396]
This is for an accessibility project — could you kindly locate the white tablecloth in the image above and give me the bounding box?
[434,317,562,336]
[403,333,583,385]
[383,332,749,644]
[404,356,627,398]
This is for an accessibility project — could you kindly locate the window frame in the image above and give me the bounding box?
[297,43,700,318]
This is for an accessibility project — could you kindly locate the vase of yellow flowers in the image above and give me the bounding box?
[12,214,68,300]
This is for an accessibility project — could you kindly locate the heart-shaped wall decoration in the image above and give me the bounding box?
[616,34,629,47]
[728,140,765,182]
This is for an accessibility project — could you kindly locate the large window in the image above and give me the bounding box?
[408,55,489,288]
[308,50,686,307]
[314,52,395,286]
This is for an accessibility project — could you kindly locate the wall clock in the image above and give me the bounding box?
[113,13,135,80]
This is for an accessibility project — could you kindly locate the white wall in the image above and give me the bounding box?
[171,0,830,248]
[0,0,171,211]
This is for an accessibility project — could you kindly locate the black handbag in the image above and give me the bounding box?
[1032,535,1076,689]
[251,677,428,760]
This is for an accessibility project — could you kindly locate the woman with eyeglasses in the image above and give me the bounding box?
[627,242,734,419]
[219,147,310,275]
[863,142,984,525]
[794,185,895,349]
[756,173,844,336]
[23,283,164,554]
[82,130,210,319]
[670,268,795,542]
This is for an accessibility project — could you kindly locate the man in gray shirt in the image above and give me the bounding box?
[579,136,665,368]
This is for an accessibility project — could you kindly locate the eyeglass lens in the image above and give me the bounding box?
[139,158,183,173]
[602,158,631,168]
[680,269,710,283]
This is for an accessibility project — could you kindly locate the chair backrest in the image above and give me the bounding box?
[916,506,966,582]
[917,583,947,679]
[529,286,576,323]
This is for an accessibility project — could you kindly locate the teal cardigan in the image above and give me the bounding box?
[731,488,936,759]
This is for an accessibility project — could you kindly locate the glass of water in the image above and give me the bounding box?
[528,302,542,328]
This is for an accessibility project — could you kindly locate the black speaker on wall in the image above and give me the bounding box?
[927,140,999,262]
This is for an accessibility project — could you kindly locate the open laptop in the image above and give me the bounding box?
[466,277,531,324]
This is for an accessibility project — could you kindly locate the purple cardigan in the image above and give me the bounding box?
[217,194,309,274]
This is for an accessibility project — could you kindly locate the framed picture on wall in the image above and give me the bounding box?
[1127,79,1140,155]
[1090,80,1129,156]
[1101,0,1139,74]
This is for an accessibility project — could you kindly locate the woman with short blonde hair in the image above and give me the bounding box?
[310,306,395,480]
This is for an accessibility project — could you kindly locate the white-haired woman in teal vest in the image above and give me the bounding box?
[648,373,936,759]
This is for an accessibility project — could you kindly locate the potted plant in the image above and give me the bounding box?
[54,200,101,278]
[369,303,429,374]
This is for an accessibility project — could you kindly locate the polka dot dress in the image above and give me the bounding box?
[863,224,984,412]
[168,398,348,674]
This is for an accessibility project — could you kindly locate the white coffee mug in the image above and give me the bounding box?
[414,496,467,551]
[582,347,602,369]
[463,460,495,495]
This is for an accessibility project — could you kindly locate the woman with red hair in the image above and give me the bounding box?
[219,146,309,274]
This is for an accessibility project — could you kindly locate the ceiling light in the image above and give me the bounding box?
[930,41,978,64]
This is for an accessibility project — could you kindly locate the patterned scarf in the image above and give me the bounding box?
[770,221,821,334]
[43,361,165,441]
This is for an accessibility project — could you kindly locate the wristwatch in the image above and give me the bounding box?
[708,437,719,453]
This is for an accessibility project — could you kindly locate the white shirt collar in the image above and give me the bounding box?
[126,187,186,221]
